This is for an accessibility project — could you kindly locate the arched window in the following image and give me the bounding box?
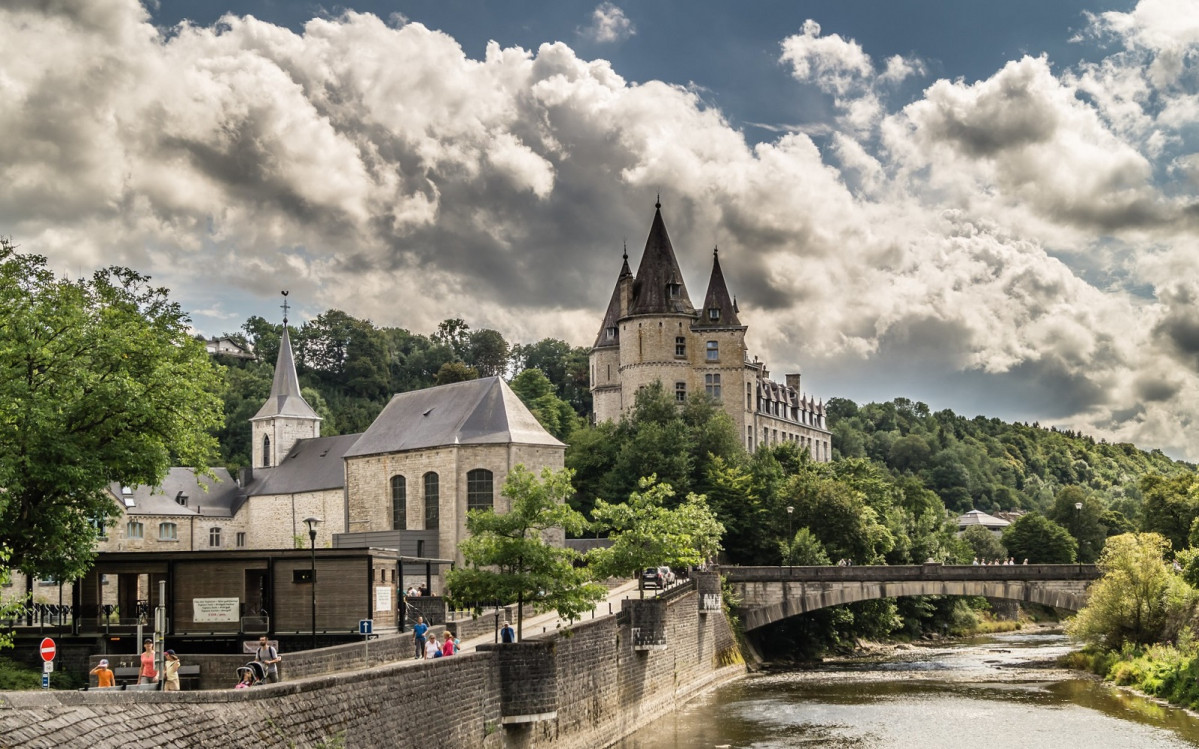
[424,472,439,530]
[209,527,222,547]
[391,475,407,530]
[467,469,494,512]
[262,434,271,467]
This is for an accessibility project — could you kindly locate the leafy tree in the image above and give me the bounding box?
[0,242,223,579]
[1047,486,1107,563]
[510,338,591,415]
[1001,513,1077,563]
[510,368,579,441]
[781,528,831,566]
[961,525,1007,563]
[467,328,510,378]
[444,466,605,638]
[434,360,479,385]
[432,318,471,360]
[783,467,894,565]
[589,476,724,598]
[1068,533,1196,648]
[1141,474,1199,556]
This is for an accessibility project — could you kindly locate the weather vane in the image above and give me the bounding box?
[281,290,290,325]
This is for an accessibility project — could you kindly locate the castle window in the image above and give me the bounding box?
[262,434,271,467]
[467,469,494,512]
[746,383,752,410]
[747,426,754,451]
[605,326,617,341]
[675,337,686,358]
[708,307,719,321]
[391,475,407,530]
[236,532,246,548]
[706,341,718,361]
[667,282,681,298]
[424,472,439,530]
[675,382,686,403]
[705,373,722,400]
[209,527,222,547]
[158,522,177,541]
[126,520,144,539]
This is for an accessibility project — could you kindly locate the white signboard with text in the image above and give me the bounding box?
[375,586,392,612]
[193,597,240,623]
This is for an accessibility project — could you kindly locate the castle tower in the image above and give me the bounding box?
[693,247,751,438]
[590,247,633,422]
[250,294,321,468]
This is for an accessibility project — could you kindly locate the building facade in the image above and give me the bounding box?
[590,202,832,460]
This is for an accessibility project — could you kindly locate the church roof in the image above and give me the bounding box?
[252,325,320,422]
[244,433,361,497]
[694,248,743,329]
[629,202,696,317]
[108,468,241,518]
[593,250,632,348]
[343,377,565,458]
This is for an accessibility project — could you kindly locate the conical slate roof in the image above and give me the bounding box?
[593,250,632,348]
[343,377,565,458]
[629,202,695,316]
[252,326,320,421]
[694,248,743,328]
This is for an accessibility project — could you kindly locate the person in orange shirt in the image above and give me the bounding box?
[90,658,115,688]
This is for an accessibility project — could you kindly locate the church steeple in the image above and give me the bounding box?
[251,292,321,468]
[695,246,744,328]
[629,200,695,316]
[593,245,633,348]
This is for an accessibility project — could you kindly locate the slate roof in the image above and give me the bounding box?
[109,468,241,518]
[957,509,1010,529]
[694,248,744,329]
[243,433,361,497]
[629,202,696,317]
[593,250,632,348]
[252,326,320,421]
[343,377,565,458]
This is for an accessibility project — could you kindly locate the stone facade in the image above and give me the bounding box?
[590,203,833,460]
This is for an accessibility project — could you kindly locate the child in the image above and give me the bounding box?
[235,669,254,688]
[162,650,181,691]
[90,659,115,688]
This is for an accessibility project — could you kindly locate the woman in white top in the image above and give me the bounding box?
[424,635,441,659]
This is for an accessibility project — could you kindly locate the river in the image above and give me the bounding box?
[617,629,1199,748]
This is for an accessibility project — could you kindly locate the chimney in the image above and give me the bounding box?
[786,373,801,392]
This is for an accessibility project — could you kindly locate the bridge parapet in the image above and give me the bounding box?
[724,564,1099,584]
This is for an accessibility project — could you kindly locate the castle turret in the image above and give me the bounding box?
[250,294,321,468]
[590,249,633,422]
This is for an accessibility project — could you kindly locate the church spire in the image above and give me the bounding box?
[695,246,743,328]
[253,292,320,422]
[629,199,695,316]
[593,246,634,348]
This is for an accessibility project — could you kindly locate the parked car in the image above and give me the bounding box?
[641,566,676,589]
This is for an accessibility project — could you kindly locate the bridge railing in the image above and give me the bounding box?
[722,563,1100,583]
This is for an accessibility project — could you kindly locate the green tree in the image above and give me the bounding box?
[1068,533,1196,648]
[589,476,724,598]
[1047,486,1107,563]
[467,328,510,378]
[510,368,579,441]
[0,243,224,579]
[434,360,479,385]
[1001,514,1077,563]
[444,466,605,638]
[781,528,831,566]
[1141,474,1199,555]
[960,525,1007,563]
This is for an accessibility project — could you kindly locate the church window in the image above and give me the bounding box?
[708,307,719,321]
[705,373,722,400]
[467,469,494,511]
[126,520,144,539]
[675,337,686,357]
[675,382,686,402]
[262,434,271,467]
[391,475,407,530]
[209,527,222,547]
[424,473,439,530]
[158,522,177,541]
[706,341,718,361]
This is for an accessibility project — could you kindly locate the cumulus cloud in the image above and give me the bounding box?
[2,0,1199,459]
[579,3,635,44]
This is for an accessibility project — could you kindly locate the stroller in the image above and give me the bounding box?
[236,661,267,687]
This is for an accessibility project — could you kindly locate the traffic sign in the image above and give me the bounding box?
[359,619,373,635]
[41,674,49,689]
[39,638,55,662]
[43,661,53,674]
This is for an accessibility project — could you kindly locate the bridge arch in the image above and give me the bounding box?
[726,565,1096,632]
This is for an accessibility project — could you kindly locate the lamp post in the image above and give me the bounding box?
[304,516,320,651]
[1074,502,1083,572]
[786,506,794,573]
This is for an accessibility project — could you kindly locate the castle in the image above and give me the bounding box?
[590,202,831,460]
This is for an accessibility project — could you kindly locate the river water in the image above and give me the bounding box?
[617,630,1199,748]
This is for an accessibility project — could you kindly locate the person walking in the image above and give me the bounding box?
[424,632,441,659]
[137,639,158,684]
[162,650,181,691]
[500,620,516,644]
[413,616,429,659]
[90,658,115,688]
[255,636,282,683]
[440,631,456,657]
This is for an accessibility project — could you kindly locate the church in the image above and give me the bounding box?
[590,202,832,460]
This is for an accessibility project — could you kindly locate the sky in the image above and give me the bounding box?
[3,0,1199,460]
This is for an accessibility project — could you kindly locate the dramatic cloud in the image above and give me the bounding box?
[2,0,1199,459]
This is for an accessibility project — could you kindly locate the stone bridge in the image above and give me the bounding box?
[724,564,1100,631]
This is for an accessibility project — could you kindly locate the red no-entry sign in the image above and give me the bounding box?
[39,638,55,662]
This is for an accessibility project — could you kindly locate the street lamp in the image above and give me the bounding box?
[304,516,320,651]
[786,506,794,574]
[1074,502,1083,572]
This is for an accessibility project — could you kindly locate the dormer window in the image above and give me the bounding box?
[708,307,720,321]
[667,282,681,299]
[605,326,617,341]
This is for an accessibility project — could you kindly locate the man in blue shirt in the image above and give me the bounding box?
[501,620,515,644]
[413,616,429,659]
